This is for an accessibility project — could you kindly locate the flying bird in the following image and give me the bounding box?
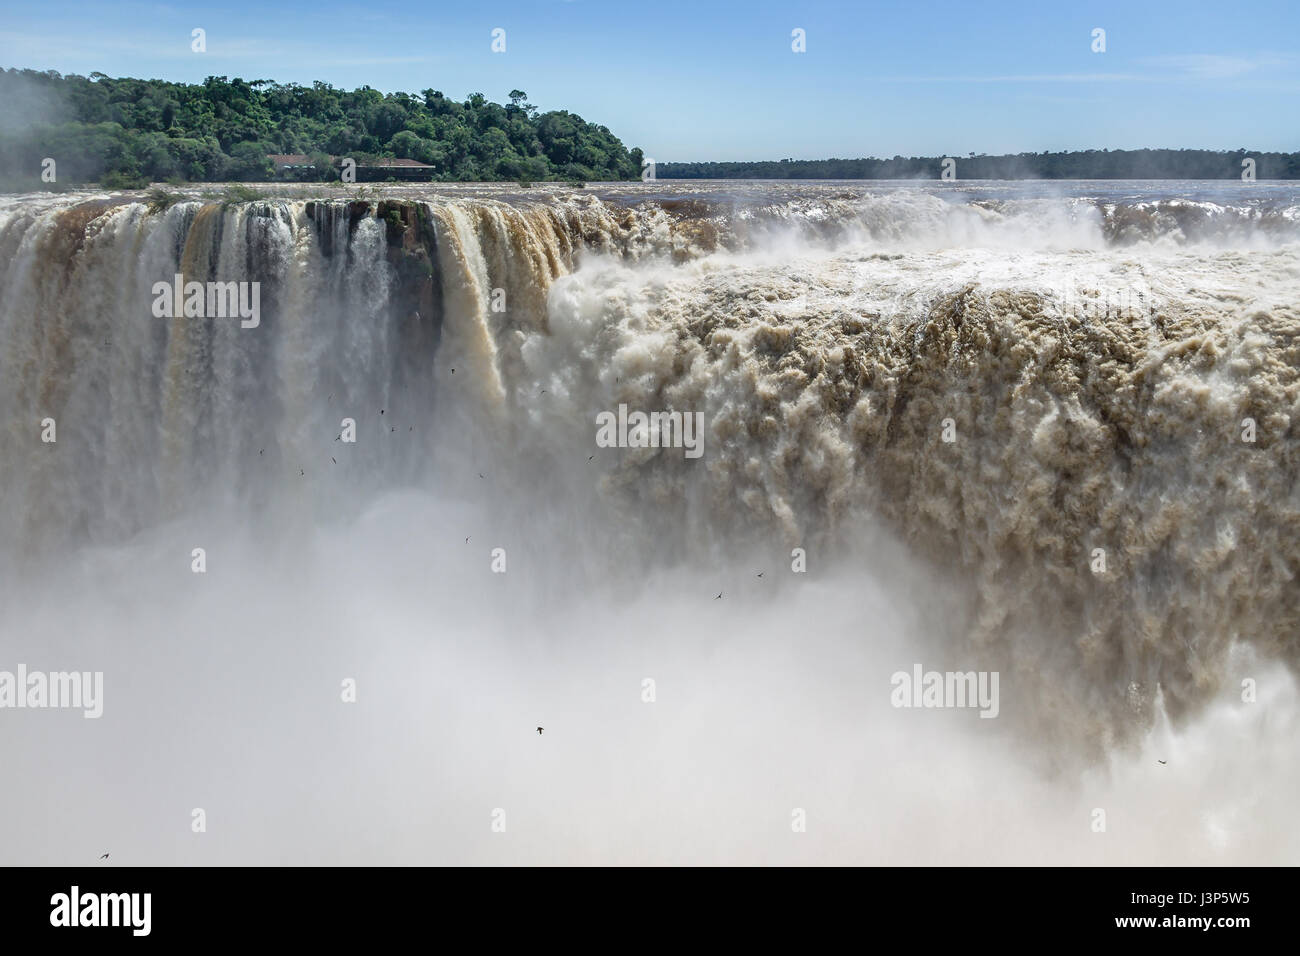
[1157,759,1167,765]
[715,592,722,600]
[331,457,336,464]
[99,853,109,860]
[299,469,305,476]
[588,455,594,461]
[536,727,543,735]
[465,536,470,543]
[334,434,341,441]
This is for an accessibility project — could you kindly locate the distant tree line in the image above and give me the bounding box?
[0,68,644,188]
[656,150,1300,180]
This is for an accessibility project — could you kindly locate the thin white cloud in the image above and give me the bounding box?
[875,73,1144,84]
[872,55,1299,86]
[1140,54,1266,78]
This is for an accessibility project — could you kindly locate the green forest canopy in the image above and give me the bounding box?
[0,68,645,187]
[656,151,1300,180]
[3,69,1295,187]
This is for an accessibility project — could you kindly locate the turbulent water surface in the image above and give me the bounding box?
[1,180,1297,864]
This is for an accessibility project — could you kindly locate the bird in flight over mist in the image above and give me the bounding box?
[536,727,544,735]
[1158,759,1167,765]
[99,853,109,860]
[715,592,722,600]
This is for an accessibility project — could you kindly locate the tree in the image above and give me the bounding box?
[0,67,645,185]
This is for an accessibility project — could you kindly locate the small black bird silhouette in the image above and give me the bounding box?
[478,473,484,479]
[380,409,384,415]
[331,457,336,464]
[1158,759,1167,765]
[540,389,546,394]
[259,449,263,455]
[334,434,341,441]
[588,454,594,461]
[299,469,305,476]
[536,727,543,735]
[715,592,722,600]
[451,368,455,374]
[756,572,764,577]
[390,426,395,432]
[99,853,109,860]
[465,536,470,543]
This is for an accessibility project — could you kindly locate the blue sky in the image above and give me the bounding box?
[1,0,1297,160]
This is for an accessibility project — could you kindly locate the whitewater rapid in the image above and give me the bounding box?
[0,181,1297,863]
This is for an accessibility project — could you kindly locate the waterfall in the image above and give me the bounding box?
[1,187,1298,761]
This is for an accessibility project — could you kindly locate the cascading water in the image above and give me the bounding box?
[1,181,1297,864]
